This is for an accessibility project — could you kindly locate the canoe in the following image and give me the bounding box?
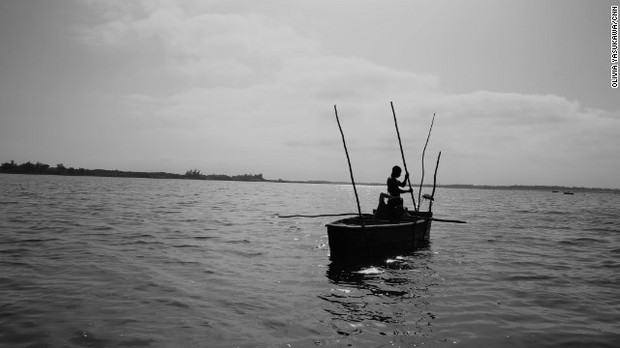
[326,212,432,262]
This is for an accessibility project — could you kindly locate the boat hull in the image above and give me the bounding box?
[326,212,432,262]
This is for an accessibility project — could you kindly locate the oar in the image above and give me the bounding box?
[277,213,359,218]
[390,101,417,211]
[432,218,467,224]
[278,213,466,223]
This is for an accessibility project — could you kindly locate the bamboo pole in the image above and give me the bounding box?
[390,101,417,211]
[333,105,364,227]
[418,113,436,211]
[429,151,441,212]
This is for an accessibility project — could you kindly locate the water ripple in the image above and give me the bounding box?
[1,175,619,347]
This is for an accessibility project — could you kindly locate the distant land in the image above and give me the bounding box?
[1,160,618,194]
[0,160,264,182]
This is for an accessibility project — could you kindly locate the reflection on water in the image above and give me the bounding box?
[321,249,439,345]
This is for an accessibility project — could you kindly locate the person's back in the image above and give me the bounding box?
[387,176,401,197]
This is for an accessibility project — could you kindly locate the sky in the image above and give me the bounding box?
[1,0,619,188]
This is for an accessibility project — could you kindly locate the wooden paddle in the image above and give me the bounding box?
[277,213,466,223]
[277,213,360,218]
[431,218,467,224]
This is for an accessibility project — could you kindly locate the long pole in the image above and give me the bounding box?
[333,105,364,227]
[418,113,436,211]
[429,151,441,212]
[390,101,417,211]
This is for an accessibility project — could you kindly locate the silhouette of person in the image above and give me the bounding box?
[387,165,412,198]
[375,165,413,220]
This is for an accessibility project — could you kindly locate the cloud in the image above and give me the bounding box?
[71,0,620,187]
[434,91,617,154]
[80,0,321,88]
[420,92,620,185]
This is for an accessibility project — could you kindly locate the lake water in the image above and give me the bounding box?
[1,174,619,347]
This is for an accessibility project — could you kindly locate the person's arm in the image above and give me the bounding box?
[398,173,410,187]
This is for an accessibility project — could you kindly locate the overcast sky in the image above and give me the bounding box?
[1,0,619,188]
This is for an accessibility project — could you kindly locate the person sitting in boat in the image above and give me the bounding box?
[387,165,412,199]
[374,166,413,220]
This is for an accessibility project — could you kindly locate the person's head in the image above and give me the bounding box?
[391,165,402,178]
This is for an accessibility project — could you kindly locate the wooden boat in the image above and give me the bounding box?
[326,211,432,261]
[327,104,441,263]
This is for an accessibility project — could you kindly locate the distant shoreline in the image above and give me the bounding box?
[0,160,264,182]
[1,160,618,194]
[270,179,619,194]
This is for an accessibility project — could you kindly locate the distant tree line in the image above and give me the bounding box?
[203,173,265,181]
[1,160,64,174]
[184,168,264,181]
[1,160,265,182]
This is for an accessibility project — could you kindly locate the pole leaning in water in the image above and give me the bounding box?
[390,101,417,211]
[333,105,364,227]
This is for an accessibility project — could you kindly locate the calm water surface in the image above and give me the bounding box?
[1,174,619,347]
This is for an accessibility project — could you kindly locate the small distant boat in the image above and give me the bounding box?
[564,191,574,195]
[326,212,432,261]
